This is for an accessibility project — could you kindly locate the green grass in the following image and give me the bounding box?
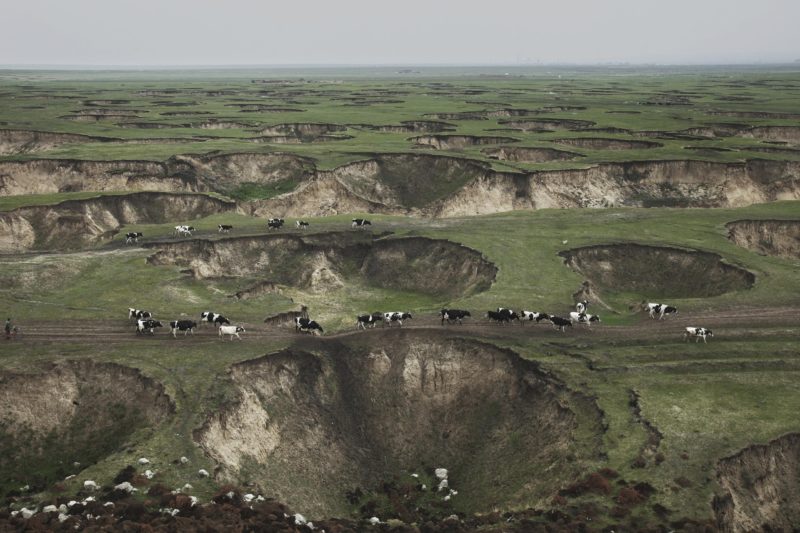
[2,69,800,525]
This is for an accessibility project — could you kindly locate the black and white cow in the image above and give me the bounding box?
[125,232,143,244]
[441,309,471,325]
[352,218,371,229]
[497,308,520,322]
[646,302,678,320]
[170,320,198,338]
[684,327,713,343]
[357,313,383,330]
[576,300,589,314]
[521,311,550,324]
[296,220,309,229]
[549,316,573,332]
[219,325,245,340]
[384,312,412,326]
[136,319,162,335]
[129,308,152,321]
[218,224,233,233]
[295,317,323,334]
[268,218,284,230]
[201,312,230,326]
[174,225,195,237]
[487,310,517,324]
[569,312,601,326]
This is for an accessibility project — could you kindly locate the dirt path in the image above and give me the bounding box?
[6,306,799,348]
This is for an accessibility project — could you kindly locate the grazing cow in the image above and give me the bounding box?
[684,327,713,343]
[201,312,230,326]
[441,309,471,325]
[218,224,233,233]
[219,325,245,340]
[268,218,284,230]
[357,313,382,330]
[521,311,550,323]
[576,300,589,314]
[352,218,372,229]
[129,308,152,321]
[569,312,601,326]
[295,317,323,334]
[549,316,573,332]
[125,232,143,244]
[170,320,198,338]
[296,220,309,229]
[136,319,163,335]
[174,225,195,237]
[383,312,412,327]
[646,302,678,320]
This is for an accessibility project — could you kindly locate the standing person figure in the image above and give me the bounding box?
[4,318,12,340]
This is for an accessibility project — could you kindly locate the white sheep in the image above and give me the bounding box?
[114,481,137,493]
[138,458,150,465]
[144,470,155,480]
[83,480,98,491]
[42,505,58,513]
[58,513,69,523]
[180,456,189,464]
[434,468,448,480]
[198,469,210,477]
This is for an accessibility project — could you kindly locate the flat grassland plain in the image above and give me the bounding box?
[0,66,799,531]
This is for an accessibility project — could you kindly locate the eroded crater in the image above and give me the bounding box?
[482,146,582,162]
[559,243,754,298]
[0,192,234,252]
[147,232,496,297]
[554,138,662,150]
[713,433,800,532]
[412,134,518,150]
[497,118,596,131]
[726,219,800,260]
[256,123,347,142]
[195,334,604,517]
[0,360,174,493]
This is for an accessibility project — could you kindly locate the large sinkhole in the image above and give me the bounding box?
[559,243,755,298]
[146,232,497,298]
[0,360,174,493]
[194,334,604,517]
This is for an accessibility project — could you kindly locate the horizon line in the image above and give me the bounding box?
[2,61,800,70]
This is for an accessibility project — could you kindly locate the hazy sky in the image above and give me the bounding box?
[2,0,799,66]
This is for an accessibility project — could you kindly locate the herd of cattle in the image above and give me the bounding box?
[124,218,373,245]
[123,219,715,342]
[128,300,714,343]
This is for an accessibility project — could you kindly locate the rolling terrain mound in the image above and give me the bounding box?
[0,192,234,252]
[195,333,604,517]
[0,360,174,494]
[726,219,800,259]
[559,243,755,298]
[146,232,497,298]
